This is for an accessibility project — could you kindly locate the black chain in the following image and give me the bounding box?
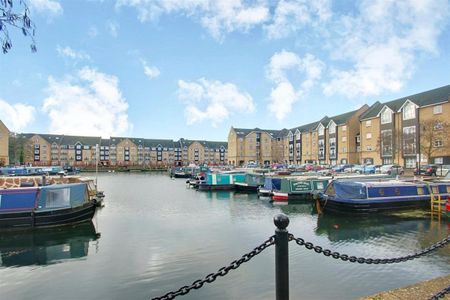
[429,283,450,300]
[151,236,275,300]
[288,233,450,264]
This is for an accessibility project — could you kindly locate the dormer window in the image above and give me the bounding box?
[318,124,324,136]
[402,102,416,120]
[328,122,336,134]
[381,109,392,124]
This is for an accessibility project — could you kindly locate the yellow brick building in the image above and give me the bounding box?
[0,120,10,166]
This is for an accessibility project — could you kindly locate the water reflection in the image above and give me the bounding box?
[315,211,432,242]
[0,222,100,267]
[204,191,233,200]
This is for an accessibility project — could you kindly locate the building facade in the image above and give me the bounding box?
[0,120,10,166]
[14,133,227,168]
[228,85,450,168]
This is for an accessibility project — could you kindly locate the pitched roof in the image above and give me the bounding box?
[0,120,10,133]
[61,135,101,146]
[232,127,282,138]
[145,139,175,148]
[360,85,450,120]
[328,109,359,125]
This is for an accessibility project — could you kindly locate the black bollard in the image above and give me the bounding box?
[274,214,289,300]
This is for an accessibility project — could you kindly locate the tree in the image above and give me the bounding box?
[9,133,32,165]
[419,118,450,163]
[0,0,36,53]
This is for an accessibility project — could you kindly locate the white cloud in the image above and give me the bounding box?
[0,99,35,132]
[266,50,324,121]
[177,78,255,126]
[42,67,132,138]
[265,0,331,39]
[116,0,269,40]
[141,60,160,79]
[107,21,120,37]
[323,0,450,97]
[29,0,63,16]
[56,46,91,61]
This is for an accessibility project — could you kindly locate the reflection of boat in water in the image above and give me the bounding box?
[315,212,431,242]
[279,203,315,215]
[0,222,100,267]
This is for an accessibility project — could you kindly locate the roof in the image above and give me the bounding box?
[328,109,359,125]
[0,120,10,133]
[232,127,282,138]
[360,85,450,120]
[61,135,101,146]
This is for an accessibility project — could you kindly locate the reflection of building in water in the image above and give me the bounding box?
[204,191,233,201]
[315,212,431,242]
[0,221,100,267]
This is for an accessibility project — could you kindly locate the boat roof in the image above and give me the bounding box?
[351,180,428,187]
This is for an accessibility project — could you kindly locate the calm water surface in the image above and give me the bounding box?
[0,173,449,300]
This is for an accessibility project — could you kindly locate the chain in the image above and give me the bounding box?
[288,234,450,264]
[151,235,275,300]
[429,283,450,300]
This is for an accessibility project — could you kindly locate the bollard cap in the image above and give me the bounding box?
[273,214,289,230]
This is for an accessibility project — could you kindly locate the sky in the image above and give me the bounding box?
[1,0,450,142]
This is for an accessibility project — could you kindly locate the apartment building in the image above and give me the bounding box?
[0,120,10,166]
[229,85,450,168]
[359,85,450,167]
[228,127,284,166]
[13,133,226,167]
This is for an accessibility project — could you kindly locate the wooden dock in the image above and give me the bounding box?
[361,275,450,300]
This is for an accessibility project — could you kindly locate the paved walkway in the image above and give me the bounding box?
[362,275,450,300]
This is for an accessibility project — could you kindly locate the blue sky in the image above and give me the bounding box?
[1,0,450,141]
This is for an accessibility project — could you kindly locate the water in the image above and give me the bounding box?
[0,173,449,300]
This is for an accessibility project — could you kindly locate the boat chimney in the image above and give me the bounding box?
[42,175,46,186]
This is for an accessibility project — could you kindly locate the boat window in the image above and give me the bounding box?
[45,188,71,208]
[417,187,424,195]
[447,186,450,193]
[431,186,439,194]
[378,188,384,196]
[325,183,336,196]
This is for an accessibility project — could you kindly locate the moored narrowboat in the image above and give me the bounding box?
[317,180,450,213]
[0,183,97,230]
[197,173,241,191]
[257,177,282,197]
[234,173,265,192]
[272,177,330,204]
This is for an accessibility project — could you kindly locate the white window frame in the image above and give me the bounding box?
[433,105,442,114]
[402,103,416,120]
[381,110,392,124]
[342,136,347,142]
[366,133,372,139]
[328,122,336,134]
[365,120,371,127]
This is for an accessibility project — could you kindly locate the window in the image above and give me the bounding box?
[342,136,347,142]
[366,133,372,139]
[329,123,336,134]
[403,126,417,154]
[381,109,392,124]
[403,103,416,120]
[365,120,371,127]
[434,140,443,147]
[44,188,71,208]
[342,125,347,132]
[342,147,347,153]
[405,158,416,169]
[366,146,373,151]
[433,105,442,114]
[318,125,324,136]
[296,132,301,140]
[435,157,444,164]
[381,129,393,156]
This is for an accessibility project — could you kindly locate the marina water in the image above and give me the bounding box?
[0,173,449,300]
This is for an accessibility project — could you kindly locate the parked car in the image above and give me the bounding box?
[332,164,354,172]
[414,165,438,176]
[380,164,404,175]
[353,165,376,174]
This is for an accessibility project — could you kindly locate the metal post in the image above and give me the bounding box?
[274,214,289,300]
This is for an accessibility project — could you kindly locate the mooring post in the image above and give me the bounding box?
[274,214,289,300]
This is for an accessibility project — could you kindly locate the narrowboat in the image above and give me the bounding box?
[197,173,244,191]
[272,177,330,204]
[234,173,265,192]
[257,177,282,197]
[317,180,450,213]
[0,183,97,230]
[187,173,207,189]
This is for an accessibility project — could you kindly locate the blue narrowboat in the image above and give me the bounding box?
[318,180,450,213]
[0,183,97,230]
[257,177,282,197]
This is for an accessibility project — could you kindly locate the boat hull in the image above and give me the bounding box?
[319,197,429,214]
[197,184,235,191]
[272,192,289,203]
[257,188,272,197]
[234,184,259,192]
[0,202,97,230]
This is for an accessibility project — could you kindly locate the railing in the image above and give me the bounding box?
[152,214,450,300]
